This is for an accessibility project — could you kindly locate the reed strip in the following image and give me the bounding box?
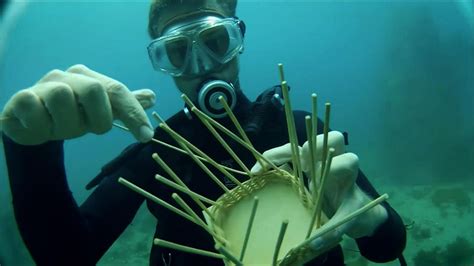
[215,244,243,266]
[188,104,286,175]
[155,174,216,205]
[154,238,224,259]
[316,148,335,228]
[192,107,251,176]
[281,81,305,192]
[304,116,317,202]
[311,94,318,199]
[278,63,285,82]
[297,194,389,250]
[272,220,289,266]
[172,193,227,244]
[320,103,331,183]
[159,123,230,193]
[219,96,263,174]
[239,196,259,261]
[159,123,243,190]
[112,122,245,176]
[152,153,215,219]
[118,177,199,226]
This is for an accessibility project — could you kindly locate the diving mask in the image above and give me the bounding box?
[147,16,245,77]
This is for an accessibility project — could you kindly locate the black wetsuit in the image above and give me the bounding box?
[3,86,406,266]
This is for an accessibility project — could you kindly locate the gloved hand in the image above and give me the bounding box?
[1,64,155,145]
[251,131,388,252]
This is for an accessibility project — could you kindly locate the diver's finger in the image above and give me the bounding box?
[108,84,154,142]
[301,131,347,173]
[301,131,345,164]
[328,186,388,239]
[2,88,53,145]
[319,153,359,211]
[67,64,154,142]
[251,143,296,174]
[36,69,113,135]
[32,81,86,138]
[326,153,359,185]
[132,89,156,110]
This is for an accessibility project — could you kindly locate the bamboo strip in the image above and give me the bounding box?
[189,106,251,176]
[315,148,335,228]
[154,112,246,177]
[215,244,243,266]
[155,121,244,188]
[218,95,263,174]
[155,174,216,205]
[272,220,289,266]
[172,193,227,244]
[154,238,224,259]
[281,81,305,192]
[303,147,335,238]
[239,196,259,261]
[304,116,317,202]
[297,194,389,250]
[320,103,331,183]
[310,94,318,199]
[118,177,198,226]
[281,82,299,178]
[152,153,215,219]
[187,102,286,176]
[112,122,246,176]
[159,123,230,193]
[278,63,285,83]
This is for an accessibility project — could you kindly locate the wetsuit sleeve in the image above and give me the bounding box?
[2,133,147,266]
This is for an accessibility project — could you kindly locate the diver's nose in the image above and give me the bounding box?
[188,44,214,75]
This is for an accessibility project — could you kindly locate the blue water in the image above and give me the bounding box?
[1,2,473,265]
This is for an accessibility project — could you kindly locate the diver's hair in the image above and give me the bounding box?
[148,0,237,39]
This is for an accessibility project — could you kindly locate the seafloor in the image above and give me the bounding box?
[99,181,474,266]
[1,179,473,265]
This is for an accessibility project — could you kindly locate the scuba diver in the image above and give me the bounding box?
[1,0,406,265]
[0,0,9,17]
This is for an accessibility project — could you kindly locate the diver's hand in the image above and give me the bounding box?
[1,64,155,145]
[250,131,388,240]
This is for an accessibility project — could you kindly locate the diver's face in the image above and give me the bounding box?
[156,8,241,103]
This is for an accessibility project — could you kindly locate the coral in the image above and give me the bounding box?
[430,186,471,216]
[413,247,443,266]
[413,237,474,266]
[444,237,474,265]
[409,187,430,200]
[411,225,432,241]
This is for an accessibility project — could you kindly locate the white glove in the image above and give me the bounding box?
[251,131,388,251]
[1,64,155,145]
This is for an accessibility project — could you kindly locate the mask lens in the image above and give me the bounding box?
[200,24,230,58]
[165,36,189,68]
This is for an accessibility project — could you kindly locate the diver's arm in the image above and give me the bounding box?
[2,134,146,265]
[354,170,407,262]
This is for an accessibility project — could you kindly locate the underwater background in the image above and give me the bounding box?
[0,1,473,265]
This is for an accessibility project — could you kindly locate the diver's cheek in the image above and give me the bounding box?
[217,57,240,84]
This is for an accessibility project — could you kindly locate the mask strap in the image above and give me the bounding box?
[234,16,246,37]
